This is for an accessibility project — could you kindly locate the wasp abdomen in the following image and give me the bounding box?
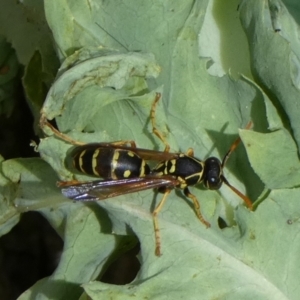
[70,145,150,179]
[112,150,150,179]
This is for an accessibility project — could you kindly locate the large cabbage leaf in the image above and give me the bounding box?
[1,0,300,299]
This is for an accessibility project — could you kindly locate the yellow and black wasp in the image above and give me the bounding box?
[41,93,253,256]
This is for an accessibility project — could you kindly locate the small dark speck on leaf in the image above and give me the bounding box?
[249,231,256,240]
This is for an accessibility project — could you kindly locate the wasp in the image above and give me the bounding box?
[40,93,253,256]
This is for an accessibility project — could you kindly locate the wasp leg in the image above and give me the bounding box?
[183,187,211,228]
[57,180,85,187]
[40,117,85,146]
[185,148,194,157]
[150,93,170,153]
[152,189,172,256]
[41,116,137,148]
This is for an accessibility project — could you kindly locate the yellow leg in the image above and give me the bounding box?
[40,116,137,149]
[186,148,194,157]
[184,188,211,228]
[57,180,84,187]
[40,116,85,146]
[150,93,170,153]
[152,189,171,256]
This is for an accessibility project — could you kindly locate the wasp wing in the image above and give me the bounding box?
[61,175,179,201]
[68,143,180,162]
[128,148,180,161]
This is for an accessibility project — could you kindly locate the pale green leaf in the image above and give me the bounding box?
[240,128,300,189]
[1,1,300,300]
[0,158,127,300]
[0,0,57,72]
[239,0,300,151]
[78,190,300,300]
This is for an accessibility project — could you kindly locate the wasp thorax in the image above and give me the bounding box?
[203,157,222,190]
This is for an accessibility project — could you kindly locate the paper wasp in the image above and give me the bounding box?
[40,93,253,256]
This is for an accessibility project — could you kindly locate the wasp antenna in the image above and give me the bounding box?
[221,175,253,210]
[243,121,253,131]
[221,121,253,168]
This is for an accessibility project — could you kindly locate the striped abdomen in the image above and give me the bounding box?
[70,145,150,180]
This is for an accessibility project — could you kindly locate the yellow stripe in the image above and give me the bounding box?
[92,149,100,176]
[79,150,86,173]
[169,160,176,173]
[111,150,120,179]
[140,160,146,177]
[185,172,203,184]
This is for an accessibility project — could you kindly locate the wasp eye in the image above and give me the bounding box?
[205,174,222,190]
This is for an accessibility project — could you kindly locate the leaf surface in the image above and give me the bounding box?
[0,1,299,300]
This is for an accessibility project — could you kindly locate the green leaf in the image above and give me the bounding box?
[78,190,300,300]
[18,203,136,300]
[0,1,59,128]
[23,50,57,130]
[0,159,20,237]
[240,128,300,189]
[0,157,133,299]
[0,0,57,70]
[35,1,279,299]
[239,0,300,150]
[40,48,161,128]
[2,0,300,299]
